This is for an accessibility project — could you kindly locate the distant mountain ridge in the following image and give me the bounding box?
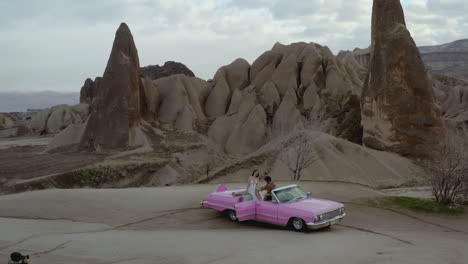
[0,91,78,112]
[419,39,468,80]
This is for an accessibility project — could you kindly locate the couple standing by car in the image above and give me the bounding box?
[245,170,276,201]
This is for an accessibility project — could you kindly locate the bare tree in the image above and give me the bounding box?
[279,133,319,181]
[416,133,468,205]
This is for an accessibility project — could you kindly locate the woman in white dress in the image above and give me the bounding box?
[245,170,262,200]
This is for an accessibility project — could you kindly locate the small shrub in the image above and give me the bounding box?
[415,135,468,205]
[70,166,121,187]
[388,196,465,215]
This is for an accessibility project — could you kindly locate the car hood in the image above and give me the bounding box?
[281,197,343,214]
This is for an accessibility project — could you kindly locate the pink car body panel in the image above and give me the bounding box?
[201,184,346,229]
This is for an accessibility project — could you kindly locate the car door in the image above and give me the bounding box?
[235,200,256,221]
[276,204,294,226]
[256,201,278,223]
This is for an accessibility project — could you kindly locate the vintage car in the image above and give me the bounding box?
[201,184,346,232]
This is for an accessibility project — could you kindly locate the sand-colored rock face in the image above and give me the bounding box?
[432,74,468,122]
[205,76,231,119]
[271,54,298,97]
[47,105,85,133]
[361,0,442,158]
[28,104,88,135]
[81,23,145,150]
[0,113,26,137]
[225,104,268,155]
[272,88,303,136]
[29,109,52,133]
[258,81,281,119]
[205,59,250,119]
[0,113,15,129]
[148,74,209,127]
[48,33,362,156]
[201,43,363,155]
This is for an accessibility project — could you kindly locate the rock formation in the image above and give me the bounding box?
[361,0,442,158]
[81,23,146,150]
[205,59,250,119]
[81,62,194,104]
[432,74,468,122]
[144,74,210,132]
[141,61,195,80]
[0,113,28,137]
[0,113,14,129]
[201,42,364,155]
[79,77,101,104]
[131,41,365,155]
[47,11,462,160]
[29,104,88,134]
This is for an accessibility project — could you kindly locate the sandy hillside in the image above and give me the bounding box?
[1,130,425,195]
[0,137,103,185]
[203,131,424,189]
[0,182,467,264]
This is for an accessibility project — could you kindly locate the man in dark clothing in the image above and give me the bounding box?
[261,176,277,201]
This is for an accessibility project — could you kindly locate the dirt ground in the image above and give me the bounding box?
[0,182,467,264]
[0,138,104,183]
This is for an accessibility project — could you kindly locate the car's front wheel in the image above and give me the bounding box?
[225,210,238,222]
[290,218,306,232]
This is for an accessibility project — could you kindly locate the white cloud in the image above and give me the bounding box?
[1,0,467,94]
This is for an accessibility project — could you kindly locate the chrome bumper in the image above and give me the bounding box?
[306,213,346,229]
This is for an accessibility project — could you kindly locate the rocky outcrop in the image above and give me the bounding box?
[361,0,442,158]
[81,23,146,150]
[0,113,14,129]
[224,105,268,155]
[419,39,468,81]
[0,113,29,137]
[202,42,364,155]
[79,77,101,104]
[29,104,88,135]
[81,62,194,104]
[205,59,250,119]
[145,74,210,131]
[272,88,303,135]
[432,74,468,122]
[140,61,195,80]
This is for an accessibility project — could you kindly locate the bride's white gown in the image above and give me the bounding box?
[248,179,260,201]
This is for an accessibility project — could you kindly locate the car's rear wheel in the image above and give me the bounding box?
[225,210,238,222]
[290,218,306,232]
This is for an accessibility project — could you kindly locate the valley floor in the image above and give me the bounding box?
[0,137,104,183]
[0,182,467,264]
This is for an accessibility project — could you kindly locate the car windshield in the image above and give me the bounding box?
[273,186,308,203]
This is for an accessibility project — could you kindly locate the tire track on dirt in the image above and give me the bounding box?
[0,207,205,250]
[344,201,468,234]
[337,224,413,245]
[31,240,71,257]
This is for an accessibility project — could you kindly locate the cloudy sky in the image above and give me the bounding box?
[1,0,468,95]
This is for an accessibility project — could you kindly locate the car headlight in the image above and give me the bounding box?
[339,207,345,215]
[314,214,324,222]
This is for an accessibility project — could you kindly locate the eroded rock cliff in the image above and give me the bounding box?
[361,0,442,158]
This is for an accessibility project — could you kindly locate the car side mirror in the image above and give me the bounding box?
[307,192,312,196]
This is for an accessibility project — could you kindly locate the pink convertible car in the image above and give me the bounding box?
[201,184,346,232]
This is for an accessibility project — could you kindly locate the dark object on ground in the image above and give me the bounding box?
[9,252,29,264]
